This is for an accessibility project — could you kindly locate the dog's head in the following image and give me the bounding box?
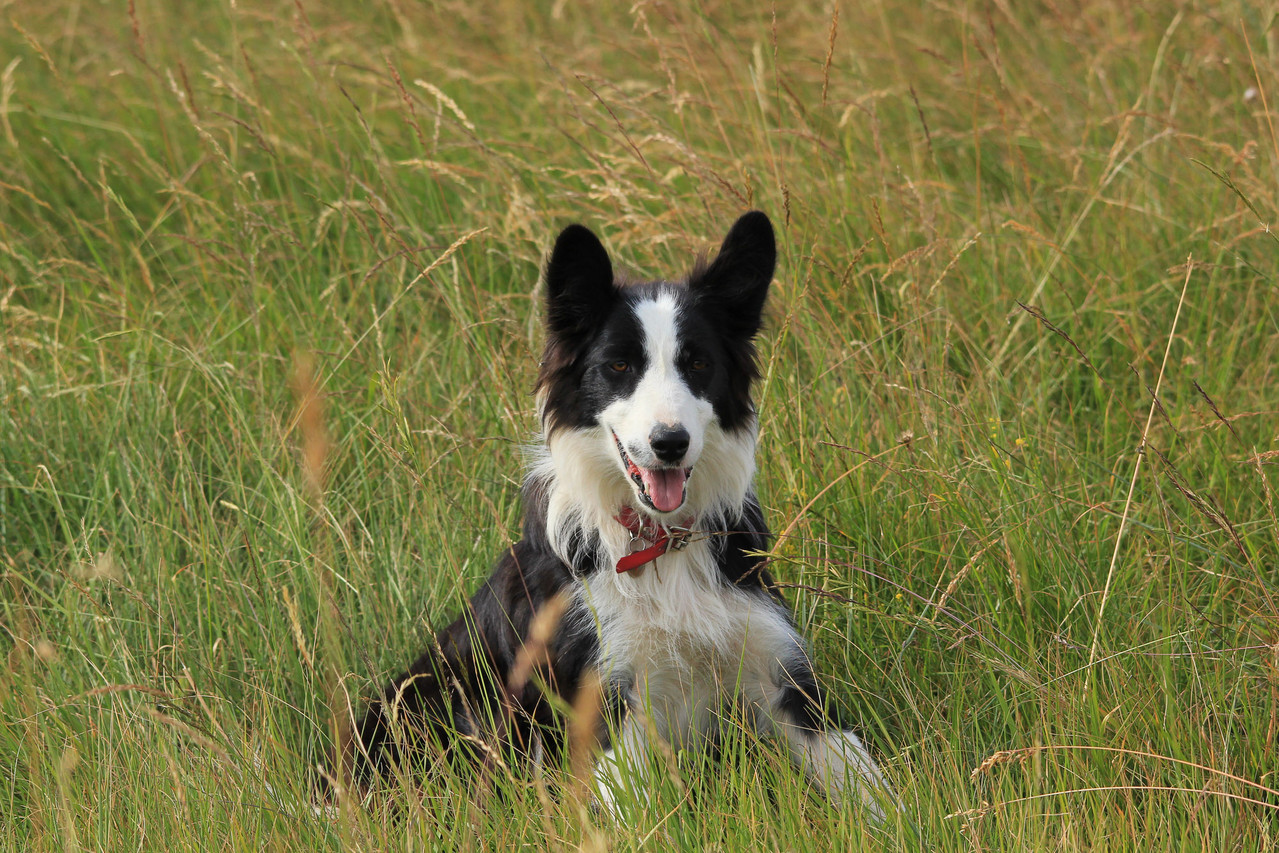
[536,212,775,519]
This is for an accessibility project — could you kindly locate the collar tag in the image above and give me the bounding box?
[613,509,697,574]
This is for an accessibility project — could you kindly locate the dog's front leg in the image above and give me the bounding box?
[760,659,899,820]
[591,710,654,817]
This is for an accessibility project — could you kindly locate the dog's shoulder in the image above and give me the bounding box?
[711,493,781,598]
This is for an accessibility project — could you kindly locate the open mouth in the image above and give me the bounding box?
[612,430,692,514]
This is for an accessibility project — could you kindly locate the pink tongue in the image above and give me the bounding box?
[640,468,688,513]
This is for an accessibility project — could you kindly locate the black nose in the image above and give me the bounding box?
[649,426,690,464]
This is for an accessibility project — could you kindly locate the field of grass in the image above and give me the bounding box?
[2,0,1277,848]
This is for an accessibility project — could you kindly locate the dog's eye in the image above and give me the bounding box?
[690,358,708,371]
[609,360,630,373]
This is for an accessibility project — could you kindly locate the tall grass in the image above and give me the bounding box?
[2,0,1276,848]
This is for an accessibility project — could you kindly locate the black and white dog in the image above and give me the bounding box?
[347,211,894,818]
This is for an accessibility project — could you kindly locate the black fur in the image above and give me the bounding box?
[347,489,791,786]
[536,214,775,436]
[347,485,605,785]
[346,212,859,805]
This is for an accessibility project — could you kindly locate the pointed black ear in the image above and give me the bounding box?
[689,211,775,337]
[544,224,616,338]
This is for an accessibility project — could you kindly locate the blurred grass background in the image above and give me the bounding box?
[1,0,1277,848]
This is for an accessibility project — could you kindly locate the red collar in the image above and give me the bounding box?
[613,507,697,574]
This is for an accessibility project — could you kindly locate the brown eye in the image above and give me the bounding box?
[690,359,708,371]
[609,360,630,373]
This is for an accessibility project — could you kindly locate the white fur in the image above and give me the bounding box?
[578,544,804,731]
[528,421,756,574]
[602,294,714,479]
[531,291,895,819]
[772,721,896,821]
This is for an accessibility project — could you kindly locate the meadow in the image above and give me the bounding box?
[2,0,1277,849]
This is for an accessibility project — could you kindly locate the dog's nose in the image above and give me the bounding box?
[649,426,690,464]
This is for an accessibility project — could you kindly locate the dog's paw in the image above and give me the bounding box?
[590,746,654,820]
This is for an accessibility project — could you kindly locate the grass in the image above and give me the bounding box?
[2,0,1277,848]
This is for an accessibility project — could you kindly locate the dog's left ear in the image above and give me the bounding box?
[689,211,775,338]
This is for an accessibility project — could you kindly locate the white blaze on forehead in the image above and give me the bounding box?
[632,294,681,396]
[630,293,703,427]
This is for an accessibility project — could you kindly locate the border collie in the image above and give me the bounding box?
[346,211,895,819]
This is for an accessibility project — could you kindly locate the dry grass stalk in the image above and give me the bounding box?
[142,707,229,763]
[1084,257,1193,690]
[971,742,1279,795]
[282,585,314,670]
[963,785,1278,823]
[1242,23,1279,170]
[567,670,604,803]
[1192,380,1240,441]
[290,352,330,503]
[507,589,570,692]
[930,540,992,625]
[1149,444,1250,564]
[1015,301,1100,377]
[820,2,839,107]
[962,741,1279,830]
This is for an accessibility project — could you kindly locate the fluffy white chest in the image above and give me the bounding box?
[575,542,802,741]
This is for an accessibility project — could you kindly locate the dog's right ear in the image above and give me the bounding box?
[544,224,615,338]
